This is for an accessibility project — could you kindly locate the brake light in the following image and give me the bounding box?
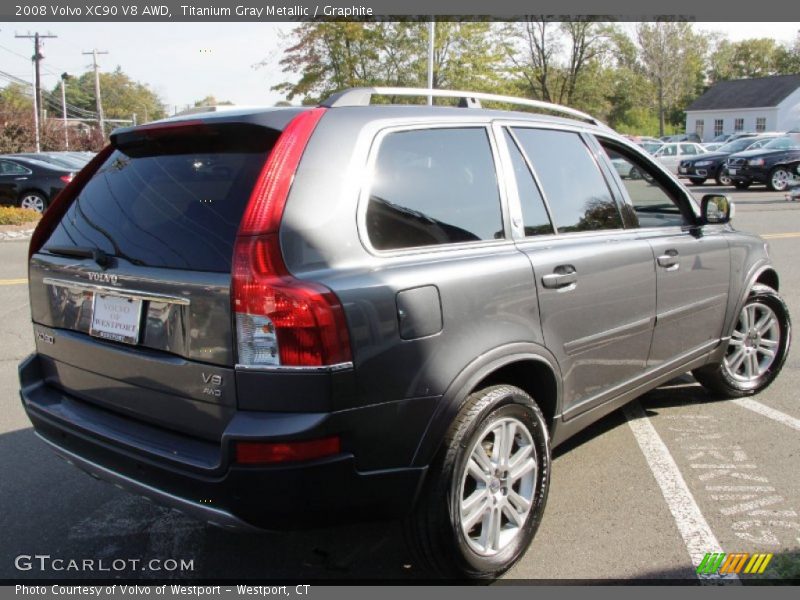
[59,173,74,184]
[28,145,114,260]
[234,436,341,465]
[232,107,352,368]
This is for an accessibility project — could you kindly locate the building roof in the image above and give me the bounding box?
[686,74,800,112]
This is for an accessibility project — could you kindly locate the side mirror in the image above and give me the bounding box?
[701,194,734,224]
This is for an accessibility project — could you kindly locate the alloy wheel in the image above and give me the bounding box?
[458,416,537,556]
[20,194,45,213]
[723,302,781,382]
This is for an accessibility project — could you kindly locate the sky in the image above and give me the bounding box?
[1,21,799,117]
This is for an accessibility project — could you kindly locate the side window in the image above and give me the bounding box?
[502,129,554,237]
[680,144,697,155]
[0,160,28,175]
[660,145,677,157]
[511,127,622,233]
[366,128,503,251]
[600,142,688,228]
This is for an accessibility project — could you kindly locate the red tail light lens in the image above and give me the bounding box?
[232,236,351,367]
[29,145,114,259]
[59,173,74,184]
[232,107,351,368]
[234,436,341,465]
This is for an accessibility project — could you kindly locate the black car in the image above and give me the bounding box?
[726,135,800,191]
[0,156,74,212]
[678,135,778,186]
[11,152,89,170]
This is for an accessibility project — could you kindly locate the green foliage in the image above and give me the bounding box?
[193,95,234,107]
[709,38,787,82]
[56,67,166,122]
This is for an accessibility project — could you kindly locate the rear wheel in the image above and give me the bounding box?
[405,385,550,578]
[768,167,792,192]
[715,168,732,186]
[18,191,47,213]
[693,285,790,398]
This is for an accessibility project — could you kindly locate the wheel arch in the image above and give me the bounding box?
[410,343,562,468]
[17,188,49,204]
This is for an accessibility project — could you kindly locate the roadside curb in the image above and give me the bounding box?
[0,229,34,242]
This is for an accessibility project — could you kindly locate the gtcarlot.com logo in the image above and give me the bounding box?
[15,554,195,573]
[697,552,773,575]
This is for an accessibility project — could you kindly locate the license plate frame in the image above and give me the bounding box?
[90,293,143,345]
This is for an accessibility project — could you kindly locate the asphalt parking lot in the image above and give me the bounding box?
[1,185,798,582]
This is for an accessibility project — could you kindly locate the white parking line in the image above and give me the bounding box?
[733,398,800,432]
[623,402,736,582]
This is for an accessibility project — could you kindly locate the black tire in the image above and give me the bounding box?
[767,166,792,192]
[734,180,751,190]
[18,191,48,213]
[693,284,791,398]
[715,168,732,186]
[404,385,550,579]
[689,177,706,186]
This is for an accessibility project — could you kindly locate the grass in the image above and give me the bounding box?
[0,206,41,226]
[754,551,800,582]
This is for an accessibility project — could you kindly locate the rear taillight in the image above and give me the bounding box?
[234,436,341,465]
[232,108,352,368]
[29,145,114,260]
[59,173,74,184]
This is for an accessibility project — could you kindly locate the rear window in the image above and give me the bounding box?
[43,123,277,272]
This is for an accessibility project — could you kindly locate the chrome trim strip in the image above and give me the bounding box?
[656,293,728,325]
[42,277,191,306]
[564,316,654,357]
[235,361,354,373]
[36,433,260,532]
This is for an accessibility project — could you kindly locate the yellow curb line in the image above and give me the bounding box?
[0,278,28,286]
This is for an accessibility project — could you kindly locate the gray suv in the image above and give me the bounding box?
[19,87,791,578]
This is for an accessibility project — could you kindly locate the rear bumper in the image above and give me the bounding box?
[19,353,428,530]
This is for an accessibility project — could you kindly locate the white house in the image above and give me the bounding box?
[685,74,800,142]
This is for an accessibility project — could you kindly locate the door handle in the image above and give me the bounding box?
[542,265,577,289]
[657,249,679,270]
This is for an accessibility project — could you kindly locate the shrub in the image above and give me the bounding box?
[0,206,41,226]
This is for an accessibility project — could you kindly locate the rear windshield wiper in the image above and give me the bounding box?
[44,245,112,268]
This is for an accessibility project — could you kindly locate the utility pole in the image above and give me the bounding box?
[82,48,108,136]
[30,59,40,153]
[427,21,435,105]
[16,31,57,148]
[60,72,70,149]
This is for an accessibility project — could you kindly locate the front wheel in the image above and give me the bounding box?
[405,385,550,578]
[716,168,732,186]
[689,177,706,186]
[734,180,751,190]
[768,167,793,192]
[693,285,790,397]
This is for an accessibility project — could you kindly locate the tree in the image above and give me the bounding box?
[55,66,166,123]
[708,38,784,82]
[193,95,234,107]
[636,22,707,136]
[267,21,506,104]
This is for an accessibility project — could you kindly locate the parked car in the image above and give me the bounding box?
[678,134,782,185]
[653,142,707,174]
[702,142,724,152]
[0,156,73,212]
[11,152,88,170]
[726,134,800,191]
[660,133,702,143]
[18,87,790,579]
[784,161,800,202]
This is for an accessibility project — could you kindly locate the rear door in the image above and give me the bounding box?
[497,124,657,418]
[0,159,28,205]
[28,121,280,440]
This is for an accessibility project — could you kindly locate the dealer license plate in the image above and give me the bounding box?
[679,167,687,173]
[729,168,737,175]
[90,294,143,345]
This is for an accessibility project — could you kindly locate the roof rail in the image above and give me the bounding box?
[320,87,605,127]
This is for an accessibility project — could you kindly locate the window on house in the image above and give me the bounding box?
[734,118,744,132]
[756,118,766,132]
[695,120,704,138]
[714,119,724,137]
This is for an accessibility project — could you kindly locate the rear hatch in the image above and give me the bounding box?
[28,120,280,441]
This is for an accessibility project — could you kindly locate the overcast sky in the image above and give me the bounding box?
[1,22,799,115]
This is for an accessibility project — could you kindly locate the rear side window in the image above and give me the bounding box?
[366,127,503,251]
[511,128,622,233]
[43,123,277,272]
[503,129,554,236]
